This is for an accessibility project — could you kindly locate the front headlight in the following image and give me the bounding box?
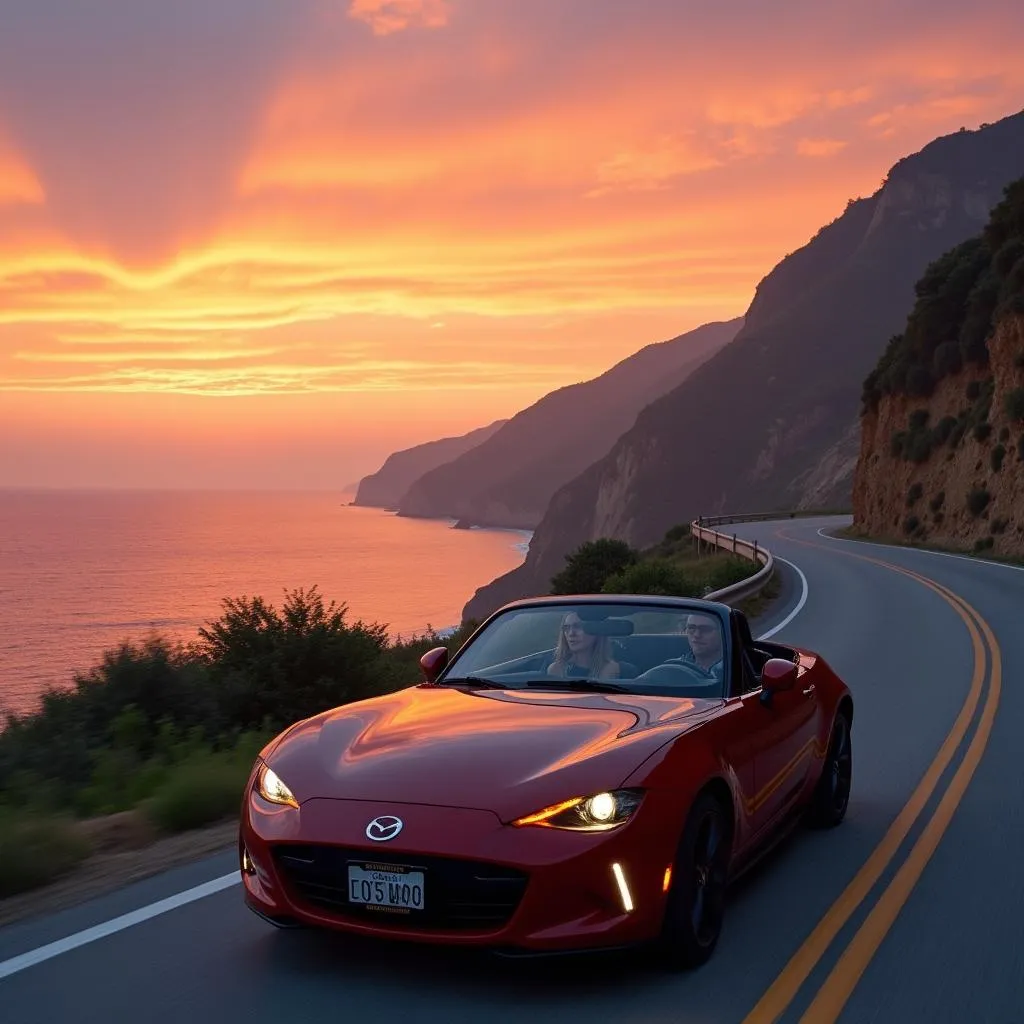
[512,788,644,831]
[255,763,298,809]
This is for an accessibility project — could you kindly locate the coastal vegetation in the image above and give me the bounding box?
[0,525,761,899]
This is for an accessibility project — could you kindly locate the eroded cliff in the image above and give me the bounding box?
[854,316,1024,554]
[853,173,1024,555]
[463,112,1024,622]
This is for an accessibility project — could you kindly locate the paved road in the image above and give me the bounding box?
[2,516,1021,1023]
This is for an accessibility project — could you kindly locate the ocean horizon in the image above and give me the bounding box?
[0,489,531,718]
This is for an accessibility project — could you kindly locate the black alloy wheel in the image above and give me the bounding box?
[809,711,852,828]
[658,790,732,969]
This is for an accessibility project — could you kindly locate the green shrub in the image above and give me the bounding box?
[0,814,91,897]
[906,483,923,507]
[1004,387,1024,422]
[551,539,639,596]
[1000,425,1011,441]
[144,750,253,834]
[602,559,696,597]
[933,416,958,444]
[967,488,991,516]
[973,421,992,442]
[903,515,920,535]
[905,430,933,462]
[966,380,982,400]
[991,445,1006,472]
[929,490,946,512]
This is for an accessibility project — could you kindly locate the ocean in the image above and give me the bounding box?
[0,490,529,718]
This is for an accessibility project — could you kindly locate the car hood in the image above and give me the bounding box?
[265,684,720,821]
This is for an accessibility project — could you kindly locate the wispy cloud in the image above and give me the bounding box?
[348,0,452,36]
[797,137,848,157]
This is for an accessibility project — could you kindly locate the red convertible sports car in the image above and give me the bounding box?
[240,595,853,967]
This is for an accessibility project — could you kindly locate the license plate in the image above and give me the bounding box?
[347,863,425,911]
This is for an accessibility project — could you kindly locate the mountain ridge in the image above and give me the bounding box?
[396,317,743,529]
[463,109,1024,623]
[352,419,506,509]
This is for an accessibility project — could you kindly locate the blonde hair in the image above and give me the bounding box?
[550,613,615,676]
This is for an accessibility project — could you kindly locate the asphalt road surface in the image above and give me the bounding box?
[2,516,1021,1023]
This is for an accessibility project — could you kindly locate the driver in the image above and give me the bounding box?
[665,612,724,681]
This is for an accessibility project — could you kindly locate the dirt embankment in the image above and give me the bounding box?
[853,315,1024,555]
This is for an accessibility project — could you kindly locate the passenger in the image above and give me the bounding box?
[547,612,620,679]
[666,612,725,681]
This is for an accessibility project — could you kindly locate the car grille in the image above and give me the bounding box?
[271,844,528,932]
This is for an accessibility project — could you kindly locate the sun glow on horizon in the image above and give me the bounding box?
[2,0,1023,487]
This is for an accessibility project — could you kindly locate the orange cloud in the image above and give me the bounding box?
[797,138,848,157]
[348,0,451,36]
[3,1,1024,489]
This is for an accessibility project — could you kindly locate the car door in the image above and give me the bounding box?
[749,661,821,835]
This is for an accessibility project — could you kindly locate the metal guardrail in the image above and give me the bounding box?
[690,514,778,605]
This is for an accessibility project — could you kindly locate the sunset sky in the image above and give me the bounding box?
[2,0,1023,490]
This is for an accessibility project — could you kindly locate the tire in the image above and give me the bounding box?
[657,790,733,969]
[808,710,852,828]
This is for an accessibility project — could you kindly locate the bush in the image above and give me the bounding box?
[550,539,639,595]
[602,559,698,597]
[991,445,1006,472]
[0,814,91,897]
[1004,388,1024,422]
[906,483,923,507]
[973,421,992,442]
[933,416,958,444]
[144,747,256,834]
[905,430,933,462]
[903,515,920,535]
[195,586,394,729]
[929,490,946,512]
[967,488,991,516]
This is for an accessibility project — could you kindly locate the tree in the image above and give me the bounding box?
[550,539,638,595]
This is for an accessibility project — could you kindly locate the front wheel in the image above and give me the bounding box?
[808,710,852,828]
[657,791,732,969]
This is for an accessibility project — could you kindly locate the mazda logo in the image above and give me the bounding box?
[366,815,404,842]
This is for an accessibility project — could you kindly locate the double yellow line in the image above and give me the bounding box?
[742,538,1003,1023]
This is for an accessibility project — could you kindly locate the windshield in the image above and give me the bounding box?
[440,601,728,698]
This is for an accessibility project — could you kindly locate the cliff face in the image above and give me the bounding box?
[464,110,1024,622]
[395,317,741,529]
[352,419,506,509]
[853,316,1024,554]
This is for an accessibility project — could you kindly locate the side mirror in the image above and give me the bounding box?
[419,646,449,683]
[760,658,798,705]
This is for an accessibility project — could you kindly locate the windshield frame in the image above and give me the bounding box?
[436,596,735,699]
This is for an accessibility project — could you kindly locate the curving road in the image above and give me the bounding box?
[2,516,1022,1023]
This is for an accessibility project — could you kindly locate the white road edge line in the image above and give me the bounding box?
[1,546,812,983]
[0,873,239,981]
[757,556,809,640]
[815,526,1024,573]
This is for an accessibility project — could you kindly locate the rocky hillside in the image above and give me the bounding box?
[352,419,505,509]
[464,110,1024,622]
[853,176,1024,555]
[396,317,741,529]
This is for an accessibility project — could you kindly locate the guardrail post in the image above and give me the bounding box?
[732,533,737,553]
[753,539,759,561]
